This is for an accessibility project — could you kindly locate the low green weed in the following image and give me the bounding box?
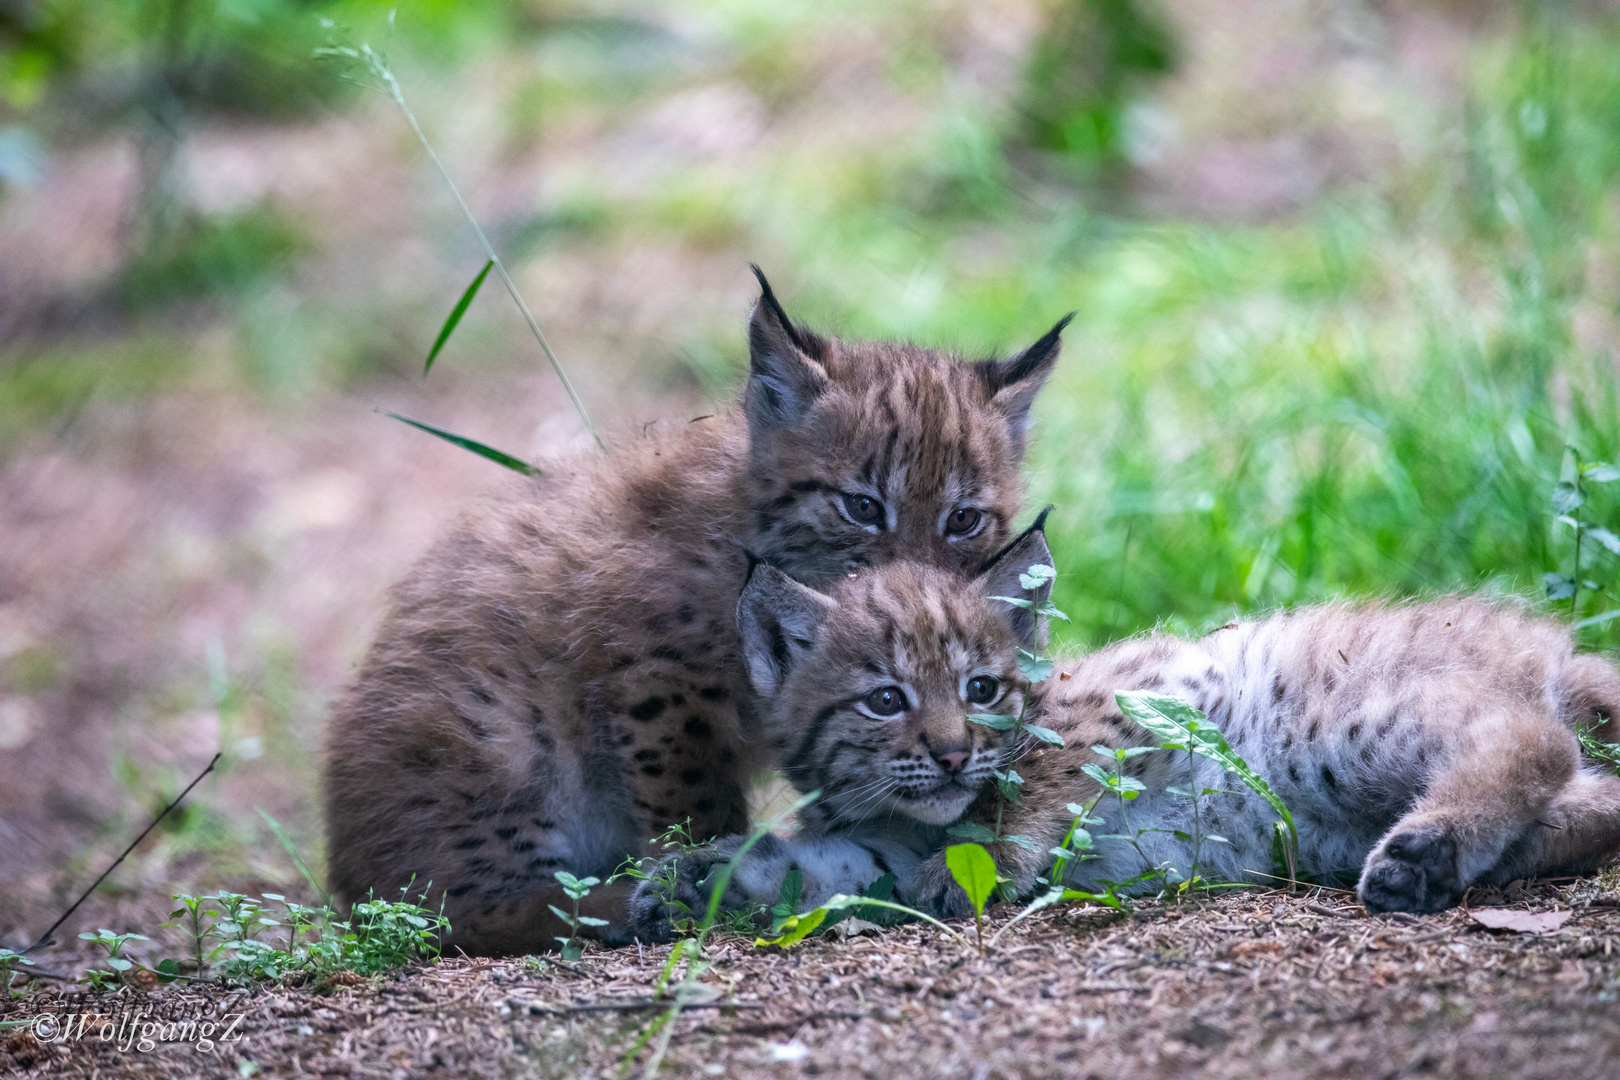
[0,948,35,996]
[549,871,608,962]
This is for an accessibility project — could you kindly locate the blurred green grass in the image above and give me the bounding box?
[5,0,1620,655]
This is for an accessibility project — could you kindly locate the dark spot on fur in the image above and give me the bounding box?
[470,684,495,706]
[650,646,686,662]
[1321,764,1339,791]
[495,826,519,840]
[684,716,713,738]
[681,768,705,786]
[629,697,667,722]
[511,839,536,853]
[1272,676,1287,703]
[1347,723,1362,742]
[1307,719,1320,742]
[1377,713,1398,738]
[699,685,726,701]
[454,836,487,850]
[1288,763,1301,784]
[447,884,476,898]
[693,798,716,815]
[534,819,557,829]
[641,764,666,777]
[670,693,686,706]
[677,604,697,624]
[646,613,671,634]
[466,858,495,875]
[634,748,662,763]
[525,857,562,871]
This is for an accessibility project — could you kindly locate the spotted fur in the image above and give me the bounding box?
[323,273,1069,954]
[633,528,1620,937]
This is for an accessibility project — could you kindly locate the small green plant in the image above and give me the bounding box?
[1546,449,1620,630]
[945,843,999,953]
[955,560,1071,864]
[78,929,150,989]
[549,871,607,962]
[0,948,35,996]
[1114,690,1302,886]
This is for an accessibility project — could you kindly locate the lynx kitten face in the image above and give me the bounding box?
[324,269,1072,955]
[736,553,1038,828]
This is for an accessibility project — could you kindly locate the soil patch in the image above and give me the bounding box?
[6,882,1619,1079]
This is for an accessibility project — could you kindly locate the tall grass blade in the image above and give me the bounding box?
[257,807,331,908]
[425,259,492,374]
[356,43,604,450]
[381,410,539,477]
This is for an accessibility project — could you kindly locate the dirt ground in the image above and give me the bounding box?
[5,879,1620,1080]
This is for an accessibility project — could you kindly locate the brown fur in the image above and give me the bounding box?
[323,278,1068,954]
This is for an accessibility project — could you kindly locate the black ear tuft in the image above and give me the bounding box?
[972,314,1073,460]
[746,267,831,431]
[750,264,814,356]
[976,508,1056,650]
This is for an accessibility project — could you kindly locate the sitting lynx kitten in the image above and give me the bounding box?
[630,522,1620,936]
[324,270,1071,954]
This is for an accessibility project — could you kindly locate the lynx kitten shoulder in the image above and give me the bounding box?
[324,272,1071,954]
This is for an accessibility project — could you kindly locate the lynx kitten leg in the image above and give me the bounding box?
[1483,768,1620,884]
[1359,709,1578,913]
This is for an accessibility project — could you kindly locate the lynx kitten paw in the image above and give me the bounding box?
[1359,823,1464,913]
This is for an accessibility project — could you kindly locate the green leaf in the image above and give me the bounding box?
[1586,527,1620,556]
[1035,602,1071,622]
[987,594,1035,610]
[754,907,828,948]
[425,259,493,374]
[1546,572,1576,601]
[967,712,1018,731]
[1023,724,1066,746]
[1575,609,1620,630]
[546,904,578,928]
[1553,481,1585,514]
[577,916,610,927]
[1017,650,1054,681]
[1019,563,1056,590]
[383,411,539,476]
[946,821,999,843]
[1585,463,1620,483]
[155,958,180,983]
[945,843,999,919]
[554,871,581,889]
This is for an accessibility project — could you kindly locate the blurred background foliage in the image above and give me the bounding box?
[5,0,1620,928]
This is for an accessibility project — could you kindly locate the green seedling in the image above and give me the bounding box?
[0,948,35,996]
[945,843,1000,953]
[549,871,608,962]
[78,929,149,989]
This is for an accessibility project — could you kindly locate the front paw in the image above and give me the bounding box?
[908,852,975,921]
[627,839,765,943]
[1359,823,1464,914]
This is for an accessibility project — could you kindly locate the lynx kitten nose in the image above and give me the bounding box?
[934,747,970,773]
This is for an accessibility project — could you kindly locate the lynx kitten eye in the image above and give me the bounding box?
[944,507,983,537]
[842,492,885,528]
[965,675,999,704]
[863,686,908,717]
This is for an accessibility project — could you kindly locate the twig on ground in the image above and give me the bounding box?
[24,752,222,954]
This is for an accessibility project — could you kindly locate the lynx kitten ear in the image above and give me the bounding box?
[975,506,1055,650]
[736,555,838,696]
[745,265,830,432]
[972,314,1073,459]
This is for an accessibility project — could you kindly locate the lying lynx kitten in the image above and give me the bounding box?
[630,523,1620,936]
[325,271,1070,954]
